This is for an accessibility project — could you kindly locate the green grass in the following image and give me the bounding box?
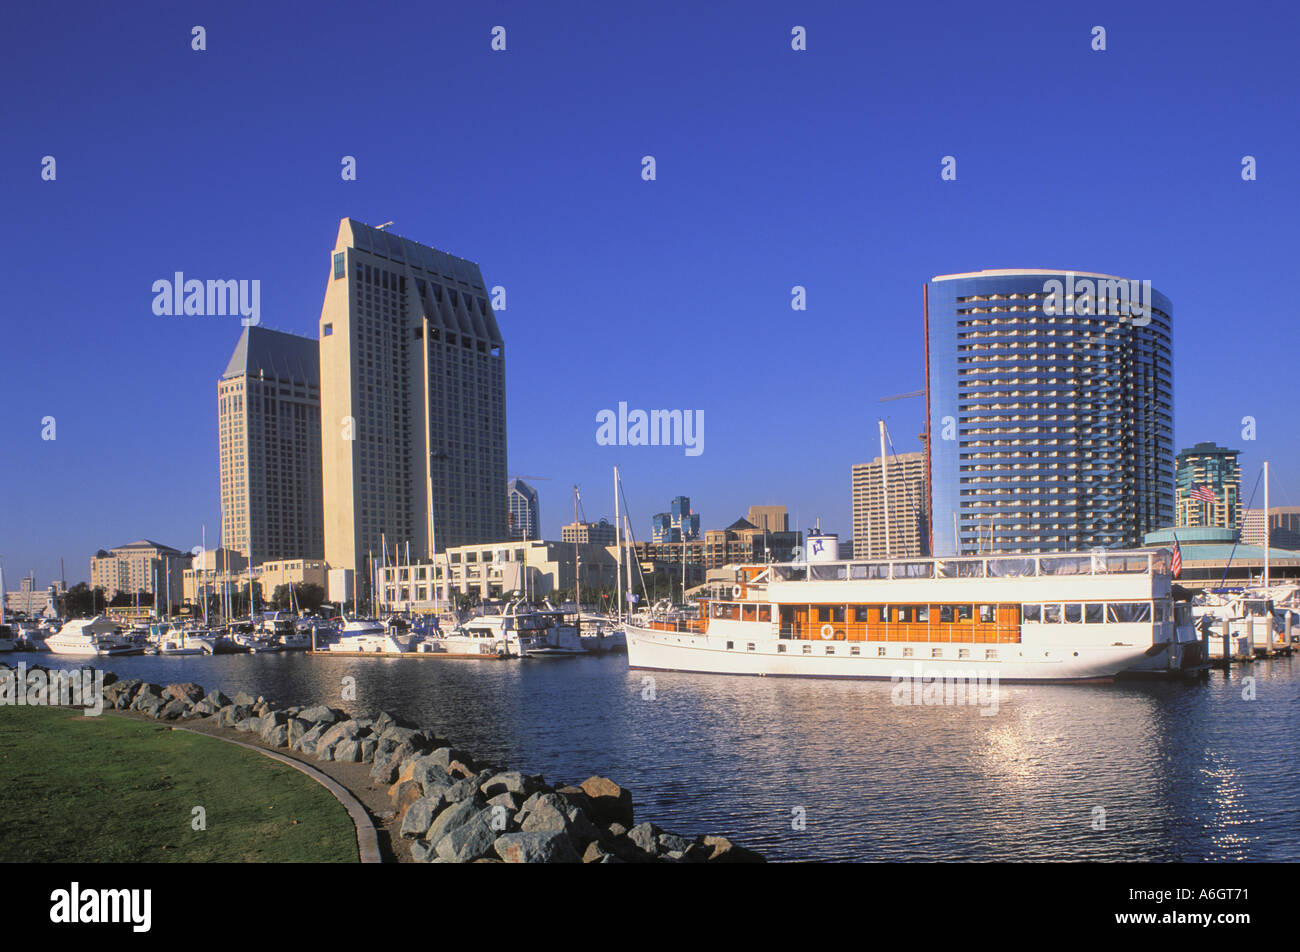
[0,707,359,862]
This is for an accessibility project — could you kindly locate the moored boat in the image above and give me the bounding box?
[626,547,1207,682]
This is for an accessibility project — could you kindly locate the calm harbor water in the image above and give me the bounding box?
[24,650,1300,861]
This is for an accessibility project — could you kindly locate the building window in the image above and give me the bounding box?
[333,252,346,279]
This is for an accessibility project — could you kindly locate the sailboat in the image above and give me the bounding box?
[0,564,16,653]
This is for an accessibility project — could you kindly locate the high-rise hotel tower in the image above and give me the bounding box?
[219,327,324,562]
[925,269,1174,555]
[318,219,507,573]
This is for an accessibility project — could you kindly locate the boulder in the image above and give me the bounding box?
[204,689,232,709]
[410,840,436,863]
[434,809,498,863]
[428,747,474,774]
[657,833,691,855]
[232,691,256,707]
[399,796,444,838]
[263,724,289,748]
[359,738,377,763]
[389,779,423,810]
[701,835,765,864]
[190,700,217,717]
[628,822,661,856]
[481,771,528,798]
[582,841,624,864]
[287,718,310,747]
[493,832,581,864]
[294,723,325,755]
[258,710,290,739]
[580,776,634,828]
[425,799,481,847]
[519,794,570,835]
[298,704,342,725]
[235,716,260,733]
[157,698,191,721]
[444,777,484,806]
[333,739,362,763]
[163,682,205,703]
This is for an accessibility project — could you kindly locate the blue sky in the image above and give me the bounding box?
[2,0,1297,585]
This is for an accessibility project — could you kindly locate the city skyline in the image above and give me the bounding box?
[3,3,1299,583]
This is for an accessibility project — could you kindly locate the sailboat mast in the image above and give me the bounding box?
[1263,460,1270,590]
[614,466,623,624]
[879,419,891,558]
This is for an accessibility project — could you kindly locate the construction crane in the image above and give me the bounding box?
[879,389,924,402]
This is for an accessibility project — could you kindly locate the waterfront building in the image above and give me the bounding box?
[219,326,324,562]
[925,269,1174,555]
[257,558,329,600]
[1142,527,1300,589]
[3,573,64,617]
[562,519,617,546]
[746,505,789,534]
[318,218,507,573]
[507,478,540,541]
[634,518,801,573]
[651,496,700,543]
[90,541,189,607]
[851,451,929,559]
[1175,442,1240,530]
[180,547,249,605]
[1242,506,1300,550]
[377,539,618,611]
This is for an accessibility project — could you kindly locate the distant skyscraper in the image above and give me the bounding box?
[1175,442,1240,530]
[651,496,700,543]
[507,478,540,541]
[746,505,789,533]
[926,269,1174,554]
[852,452,929,558]
[318,219,507,572]
[219,326,323,563]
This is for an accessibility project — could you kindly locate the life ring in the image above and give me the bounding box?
[732,585,743,599]
[820,624,835,640]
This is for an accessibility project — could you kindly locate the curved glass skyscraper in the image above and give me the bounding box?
[925,269,1174,555]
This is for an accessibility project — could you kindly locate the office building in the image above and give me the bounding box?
[1243,507,1300,549]
[852,451,929,558]
[925,269,1174,554]
[219,326,324,562]
[1174,442,1240,530]
[90,541,189,607]
[507,478,540,541]
[318,218,507,573]
[651,496,700,543]
[746,505,789,533]
[563,519,617,546]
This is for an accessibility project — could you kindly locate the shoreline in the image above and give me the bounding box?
[1,659,764,864]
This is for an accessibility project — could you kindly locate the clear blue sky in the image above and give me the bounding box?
[2,0,1297,586]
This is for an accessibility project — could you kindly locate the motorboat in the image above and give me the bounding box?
[44,617,142,656]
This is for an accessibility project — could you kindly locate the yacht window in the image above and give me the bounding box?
[1064,604,1082,623]
[758,605,771,622]
[1022,604,1041,622]
[979,605,995,624]
[1043,604,1062,623]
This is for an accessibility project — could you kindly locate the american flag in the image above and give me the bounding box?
[1171,533,1182,579]
[1190,484,1216,503]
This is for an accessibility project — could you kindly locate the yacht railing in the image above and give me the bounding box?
[769,551,1162,583]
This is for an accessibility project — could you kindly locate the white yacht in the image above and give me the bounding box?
[44,617,141,656]
[326,618,415,654]
[626,547,1208,682]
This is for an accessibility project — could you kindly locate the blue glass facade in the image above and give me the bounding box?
[926,270,1174,555]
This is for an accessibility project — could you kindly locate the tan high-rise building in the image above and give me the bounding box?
[90,540,189,607]
[852,452,928,558]
[563,519,617,546]
[319,219,507,573]
[219,327,324,563]
[746,505,788,533]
